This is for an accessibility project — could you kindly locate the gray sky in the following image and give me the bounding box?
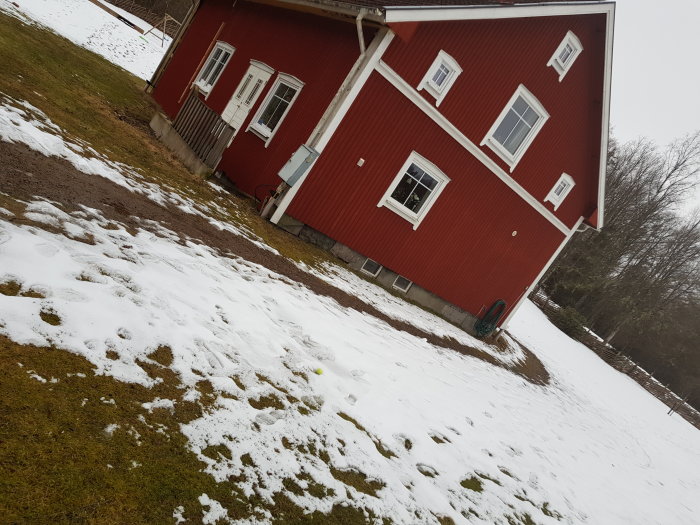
[611,0,700,214]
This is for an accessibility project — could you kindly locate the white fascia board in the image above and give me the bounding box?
[376,60,570,235]
[270,28,395,225]
[596,2,615,229]
[383,2,615,23]
[499,215,584,329]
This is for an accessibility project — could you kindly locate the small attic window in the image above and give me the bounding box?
[548,31,583,81]
[361,258,382,277]
[418,50,462,107]
[545,173,575,210]
[392,275,413,293]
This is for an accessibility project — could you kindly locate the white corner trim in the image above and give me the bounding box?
[376,60,570,235]
[500,215,584,329]
[480,84,549,172]
[384,2,615,23]
[376,151,450,230]
[270,29,395,225]
[596,3,615,229]
[417,50,462,107]
[547,30,583,81]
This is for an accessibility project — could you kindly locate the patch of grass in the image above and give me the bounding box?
[330,467,385,497]
[106,349,120,361]
[436,515,456,525]
[460,476,484,492]
[403,438,413,451]
[430,433,450,444]
[506,512,537,525]
[541,502,562,520]
[476,471,502,486]
[39,308,61,326]
[20,288,47,298]
[337,412,397,459]
[499,466,516,479]
[417,464,439,478]
[0,279,22,296]
[232,375,247,391]
[147,345,173,367]
[248,393,285,410]
[201,444,232,461]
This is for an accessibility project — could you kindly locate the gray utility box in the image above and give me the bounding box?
[278,144,319,186]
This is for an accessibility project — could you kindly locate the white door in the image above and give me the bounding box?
[222,60,274,134]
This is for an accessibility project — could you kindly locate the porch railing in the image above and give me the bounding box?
[172,90,235,169]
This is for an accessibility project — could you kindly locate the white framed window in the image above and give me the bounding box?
[481,85,549,172]
[195,42,235,95]
[392,275,413,293]
[544,173,575,210]
[360,258,382,277]
[248,73,304,146]
[418,50,462,107]
[548,31,583,81]
[377,151,450,230]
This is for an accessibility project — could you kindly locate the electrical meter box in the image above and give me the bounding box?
[278,145,319,186]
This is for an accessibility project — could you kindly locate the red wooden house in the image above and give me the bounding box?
[148,0,614,333]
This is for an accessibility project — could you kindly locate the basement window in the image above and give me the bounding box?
[392,275,413,293]
[548,31,583,81]
[249,73,304,146]
[481,85,549,171]
[418,50,462,107]
[360,258,383,277]
[544,173,575,210]
[195,42,235,95]
[377,151,450,230]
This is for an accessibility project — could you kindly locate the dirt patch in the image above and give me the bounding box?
[0,141,549,385]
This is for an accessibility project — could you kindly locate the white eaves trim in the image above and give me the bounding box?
[383,2,615,23]
[596,2,615,229]
[375,60,570,235]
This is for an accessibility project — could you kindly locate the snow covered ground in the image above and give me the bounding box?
[0,0,170,79]
[1,3,700,523]
[1,97,700,524]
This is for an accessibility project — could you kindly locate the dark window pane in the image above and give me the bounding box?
[419,172,438,190]
[493,110,520,145]
[512,96,529,116]
[390,174,418,205]
[406,183,430,212]
[502,119,530,154]
[522,106,539,127]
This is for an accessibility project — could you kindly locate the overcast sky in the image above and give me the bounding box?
[611,0,700,214]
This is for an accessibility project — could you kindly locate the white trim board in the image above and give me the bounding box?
[375,60,570,235]
[270,29,395,225]
[596,2,615,229]
[500,215,584,329]
[383,2,615,23]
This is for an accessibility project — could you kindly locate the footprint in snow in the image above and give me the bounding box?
[346,394,357,405]
[35,242,60,257]
[255,410,285,426]
[117,328,132,340]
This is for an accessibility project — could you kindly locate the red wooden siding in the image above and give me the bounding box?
[286,74,565,316]
[383,14,607,229]
[153,0,370,196]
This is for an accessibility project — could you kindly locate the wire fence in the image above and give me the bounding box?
[104,0,182,37]
[531,290,700,430]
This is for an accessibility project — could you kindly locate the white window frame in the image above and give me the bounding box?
[544,173,575,210]
[195,41,235,96]
[377,151,450,230]
[481,85,549,172]
[360,258,383,277]
[548,31,583,81]
[392,275,413,293]
[248,73,304,147]
[417,50,462,107]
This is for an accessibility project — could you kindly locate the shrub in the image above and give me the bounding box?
[549,306,586,340]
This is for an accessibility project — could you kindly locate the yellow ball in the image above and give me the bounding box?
[314,368,323,375]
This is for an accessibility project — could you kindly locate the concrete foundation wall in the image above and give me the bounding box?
[287,218,478,335]
[150,112,210,176]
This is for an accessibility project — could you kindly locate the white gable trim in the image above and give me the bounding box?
[376,60,570,235]
[384,2,615,23]
[596,2,615,229]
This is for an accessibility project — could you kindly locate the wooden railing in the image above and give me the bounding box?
[172,90,235,169]
[530,290,700,430]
